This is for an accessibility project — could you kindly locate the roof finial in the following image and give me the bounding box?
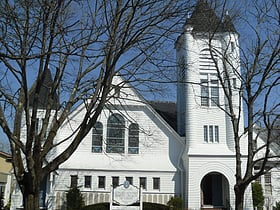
[226,10,229,16]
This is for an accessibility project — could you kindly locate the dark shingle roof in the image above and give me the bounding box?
[223,14,237,33]
[149,101,177,131]
[185,0,237,33]
[29,68,59,110]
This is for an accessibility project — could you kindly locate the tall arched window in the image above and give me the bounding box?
[92,122,103,153]
[128,123,139,154]
[199,49,219,107]
[106,113,125,153]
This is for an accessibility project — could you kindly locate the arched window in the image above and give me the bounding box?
[92,122,103,153]
[199,49,220,107]
[128,123,139,154]
[106,113,125,153]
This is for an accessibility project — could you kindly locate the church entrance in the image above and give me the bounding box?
[200,172,230,210]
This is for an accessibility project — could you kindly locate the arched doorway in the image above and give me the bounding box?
[201,172,230,209]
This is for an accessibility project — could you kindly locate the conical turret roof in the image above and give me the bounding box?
[223,13,237,33]
[185,0,237,33]
[185,0,223,32]
[29,68,59,110]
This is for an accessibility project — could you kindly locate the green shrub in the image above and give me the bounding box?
[66,186,84,210]
[274,201,280,210]
[252,182,264,210]
[82,203,109,210]
[167,197,183,210]
[82,202,169,210]
[143,202,169,210]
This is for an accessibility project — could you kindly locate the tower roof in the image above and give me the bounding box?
[223,13,237,33]
[29,68,59,110]
[185,0,237,33]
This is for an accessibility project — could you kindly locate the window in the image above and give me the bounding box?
[215,126,219,142]
[204,125,219,143]
[92,122,103,153]
[230,41,235,52]
[112,176,119,188]
[126,177,133,185]
[153,178,160,190]
[128,123,139,154]
[114,86,121,97]
[70,175,78,188]
[200,73,219,107]
[232,78,237,89]
[201,78,209,106]
[84,176,91,188]
[204,125,208,142]
[106,114,125,153]
[264,172,272,194]
[209,125,214,142]
[98,176,105,189]
[139,177,147,190]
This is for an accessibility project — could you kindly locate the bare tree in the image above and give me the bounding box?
[0,0,190,209]
[203,0,280,209]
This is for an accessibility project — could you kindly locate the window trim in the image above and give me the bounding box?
[153,177,160,190]
[70,175,78,188]
[128,123,139,154]
[112,176,119,188]
[106,114,125,153]
[98,176,106,189]
[204,125,219,143]
[139,177,147,190]
[84,176,91,188]
[92,122,103,153]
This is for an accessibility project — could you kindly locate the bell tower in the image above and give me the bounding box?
[175,0,248,209]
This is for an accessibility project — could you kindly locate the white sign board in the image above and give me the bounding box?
[110,181,142,210]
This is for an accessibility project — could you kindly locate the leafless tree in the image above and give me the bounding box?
[0,0,190,209]
[203,0,280,209]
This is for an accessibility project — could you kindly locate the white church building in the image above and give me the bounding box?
[10,1,280,210]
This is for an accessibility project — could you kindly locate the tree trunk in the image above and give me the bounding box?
[234,184,245,210]
[20,172,41,210]
[23,192,40,210]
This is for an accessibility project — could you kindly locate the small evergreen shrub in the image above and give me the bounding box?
[82,203,109,210]
[143,202,169,210]
[274,201,280,210]
[167,197,183,210]
[66,186,84,210]
[252,182,264,210]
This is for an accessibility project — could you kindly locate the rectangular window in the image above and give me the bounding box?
[84,176,91,188]
[264,172,272,194]
[98,176,105,189]
[211,80,219,106]
[232,78,237,89]
[153,177,160,190]
[126,177,133,185]
[139,177,147,190]
[112,176,119,188]
[70,175,78,188]
[200,74,219,107]
[204,125,208,142]
[201,78,209,106]
[209,125,214,142]
[92,122,103,153]
[215,126,219,142]
[204,125,219,143]
[231,41,235,52]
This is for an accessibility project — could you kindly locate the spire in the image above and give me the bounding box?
[29,68,59,110]
[223,12,237,33]
[185,0,224,33]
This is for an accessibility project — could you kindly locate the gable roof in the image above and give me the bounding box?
[185,0,237,33]
[149,101,177,131]
[29,68,59,110]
